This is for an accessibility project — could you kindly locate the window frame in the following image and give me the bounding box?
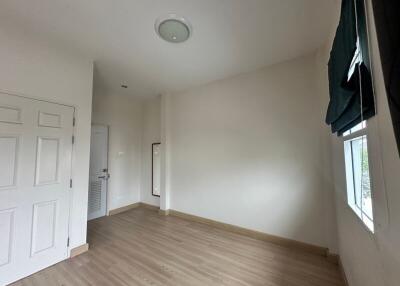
[342,121,375,233]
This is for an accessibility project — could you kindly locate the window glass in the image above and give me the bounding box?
[343,121,374,232]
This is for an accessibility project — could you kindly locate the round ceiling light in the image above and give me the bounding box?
[155,14,192,43]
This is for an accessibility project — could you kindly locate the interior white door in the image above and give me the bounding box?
[88,125,108,221]
[0,92,74,286]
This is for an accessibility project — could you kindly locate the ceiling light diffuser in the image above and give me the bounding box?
[155,14,192,43]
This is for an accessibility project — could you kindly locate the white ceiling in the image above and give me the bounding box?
[0,0,336,97]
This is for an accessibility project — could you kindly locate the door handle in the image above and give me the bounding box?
[98,174,110,179]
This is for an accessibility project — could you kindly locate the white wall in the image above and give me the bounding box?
[92,91,143,211]
[141,97,161,206]
[0,26,93,249]
[162,54,337,249]
[320,1,400,285]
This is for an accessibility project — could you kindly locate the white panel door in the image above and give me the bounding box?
[0,93,74,286]
[88,125,108,221]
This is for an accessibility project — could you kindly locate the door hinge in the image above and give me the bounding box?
[72,117,76,127]
[72,136,75,144]
[67,237,70,247]
[70,179,73,188]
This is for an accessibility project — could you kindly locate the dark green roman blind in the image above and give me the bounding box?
[326,0,375,135]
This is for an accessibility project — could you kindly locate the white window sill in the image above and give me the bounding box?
[346,202,375,235]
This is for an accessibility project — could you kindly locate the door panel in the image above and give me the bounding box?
[0,92,74,285]
[0,136,19,189]
[38,112,61,128]
[0,106,22,124]
[88,180,102,215]
[88,125,108,221]
[35,137,60,185]
[0,209,15,267]
[30,201,57,256]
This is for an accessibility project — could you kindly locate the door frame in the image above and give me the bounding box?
[0,89,77,257]
[89,123,109,217]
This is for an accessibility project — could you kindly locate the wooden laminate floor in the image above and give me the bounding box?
[12,207,344,286]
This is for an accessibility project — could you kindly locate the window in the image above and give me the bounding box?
[343,121,374,232]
